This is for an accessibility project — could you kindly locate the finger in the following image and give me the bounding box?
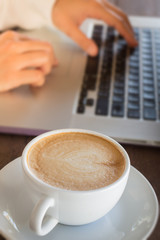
[6,40,58,66]
[14,40,54,54]
[17,69,46,86]
[89,1,137,47]
[20,40,58,68]
[0,69,45,92]
[102,0,134,35]
[30,78,45,87]
[58,18,98,56]
[13,51,54,73]
[0,30,30,43]
[0,31,18,42]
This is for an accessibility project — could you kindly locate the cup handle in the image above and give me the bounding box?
[30,196,58,236]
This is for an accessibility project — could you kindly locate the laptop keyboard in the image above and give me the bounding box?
[77,24,160,121]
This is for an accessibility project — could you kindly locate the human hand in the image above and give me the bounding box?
[52,0,138,56]
[0,31,58,92]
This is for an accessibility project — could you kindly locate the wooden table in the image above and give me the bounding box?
[0,0,160,239]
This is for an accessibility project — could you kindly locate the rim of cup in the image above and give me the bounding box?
[22,128,130,194]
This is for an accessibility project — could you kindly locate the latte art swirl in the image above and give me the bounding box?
[27,132,125,191]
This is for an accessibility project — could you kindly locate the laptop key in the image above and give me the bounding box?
[93,38,102,47]
[86,57,99,75]
[143,85,154,92]
[129,55,139,62]
[142,44,152,50]
[96,97,108,116]
[128,81,139,88]
[93,24,103,33]
[143,70,154,78]
[128,109,140,119]
[129,74,139,82]
[129,68,139,76]
[142,29,152,35]
[128,94,139,102]
[143,92,155,100]
[143,107,156,120]
[128,102,139,110]
[142,37,152,44]
[143,78,154,85]
[113,94,124,103]
[142,55,153,62]
[80,89,87,100]
[128,87,139,95]
[143,59,153,66]
[143,66,153,73]
[77,104,85,114]
[99,84,110,93]
[129,61,139,68]
[113,87,124,95]
[98,89,109,98]
[143,99,155,108]
[86,98,94,106]
[112,103,124,117]
[142,48,152,55]
[114,81,125,88]
[87,75,97,90]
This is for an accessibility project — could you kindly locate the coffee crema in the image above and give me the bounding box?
[27,132,125,191]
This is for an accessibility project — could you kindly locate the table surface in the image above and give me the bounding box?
[0,1,160,240]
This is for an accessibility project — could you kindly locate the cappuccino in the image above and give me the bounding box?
[27,132,125,191]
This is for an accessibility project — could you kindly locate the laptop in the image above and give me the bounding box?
[0,16,160,146]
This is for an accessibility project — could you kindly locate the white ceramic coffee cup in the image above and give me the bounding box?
[22,129,130,236]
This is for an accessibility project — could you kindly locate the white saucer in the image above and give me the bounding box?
[0,158,159,240]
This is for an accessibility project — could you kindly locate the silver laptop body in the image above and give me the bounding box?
[0,16,160,146]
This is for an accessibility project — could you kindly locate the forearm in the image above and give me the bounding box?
[0,0,56,31]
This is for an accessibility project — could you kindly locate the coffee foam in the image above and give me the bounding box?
[27,132,125,191]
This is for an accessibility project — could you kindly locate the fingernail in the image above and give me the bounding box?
[129,38,138,48]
